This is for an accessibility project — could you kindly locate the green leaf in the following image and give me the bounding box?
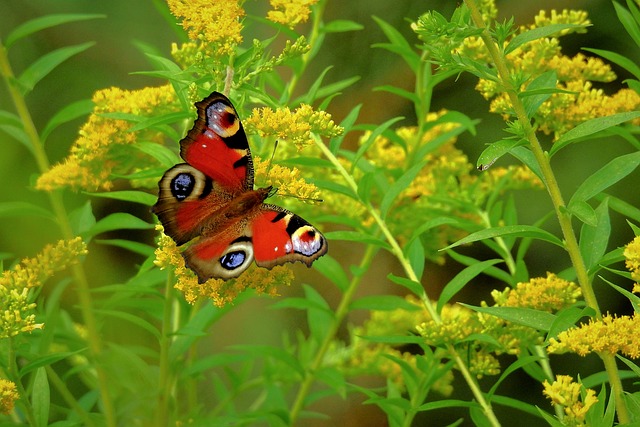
[41,99,94,143]
[85,190,157,206]
[32,367,50,427]
[324,231,391,249]
[380,160,427,217]
[437,260,502,314]
[520,70,557,118]
[405,238,425,280]
[579,198,610,271]
[547,306,591,340]
[5,13,105,48]
[569,200,597,227]
[322,19,364,33]
[551,112,640,156]
[388,274,424,296]
[18,42,95,94]
[461,304,557,331]
[133,141,181,167]
[351,116,404,171]
[68,201,95,236]
[372,16,420,71]
[94,309,161,340]
[614,1,640,47]
[313,256,349,291]
[303,284,334,343]
[568,151,640,208]
[505,24,587,54]
[476,139,524,171]
[0,201,54,220]
[127,111,190,133]
[83,213,154,239]
[442,225,564,251]
[487,355,543,398]
[351,295,421,311]
[330,104,361,153]
[96,239,156,257]
[373,85,420,104]
[510,146,545,183]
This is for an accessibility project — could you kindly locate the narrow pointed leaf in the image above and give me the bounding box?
[5,13,105,48]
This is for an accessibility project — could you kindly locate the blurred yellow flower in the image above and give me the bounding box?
[167,0,244,55]
[543,375,597,426]
[0,379,18,415]
[624,236,640,289]
[0,237,87,337]
[37,85,176,191]
[267,0,318,28]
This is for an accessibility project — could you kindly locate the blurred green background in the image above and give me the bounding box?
[1,1,639,425]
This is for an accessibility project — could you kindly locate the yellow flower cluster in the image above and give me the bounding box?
[548,313,640,358]
[543,375,598,426]
[253,158,321,202]
[0,379,18,415]
[37,85,176,191]
[467,8,640,139]
[0,237,87,337]
[244,104,343,149]
[491,273,581,312]
[167,0,244,56]
[624,236,640,293]
[154,226,293,307]
[267,0,318,28]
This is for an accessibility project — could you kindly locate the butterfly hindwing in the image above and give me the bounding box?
[252,205,327,269]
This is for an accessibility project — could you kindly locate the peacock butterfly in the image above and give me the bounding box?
[152,92,327,282]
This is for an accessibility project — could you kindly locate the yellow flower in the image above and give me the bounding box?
[267,0,318,28]
[492,273,581,312]
[624,236,640,287]
[0,379,18,415]
[244,104,342,149]
[548,313,640,358]
[167,0,244,55]
[543,375,598,426]
[0,237,87,338]
[37,85,177,191]
[154,226,293,307]
[253,158,321,202]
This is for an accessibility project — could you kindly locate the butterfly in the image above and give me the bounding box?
[152,92,327,282]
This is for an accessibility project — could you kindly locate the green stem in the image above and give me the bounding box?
[462,0,629,422]
[155,271,177,426]
[283,0,327,103]
[7,339,38,426]
[314,136,501,427]
[289,244,377,425]
[0,41,117,427]
[45,365,95,427]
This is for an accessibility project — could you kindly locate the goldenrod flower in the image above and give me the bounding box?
[37,85,176,191]
[492,273,581,312]
[254,158,321,202]
[464,8,640,139]
[0,237,87,338]
[167,0,244,55]
[0,379,18,415]
[543,375,598,426]
[267,0,318,28]
[624,236,640,288]
[154,226,293,306]
[244,104,342,149]
[548,313,640,358]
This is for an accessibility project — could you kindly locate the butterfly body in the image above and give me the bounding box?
[153,92,327,282]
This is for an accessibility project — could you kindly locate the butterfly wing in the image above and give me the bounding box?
[153,92,252,244]
[182,205,327,282]
[180,92,253,192]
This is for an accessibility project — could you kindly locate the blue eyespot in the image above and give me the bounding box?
[220,251,246,270]
[171,173,194,200]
